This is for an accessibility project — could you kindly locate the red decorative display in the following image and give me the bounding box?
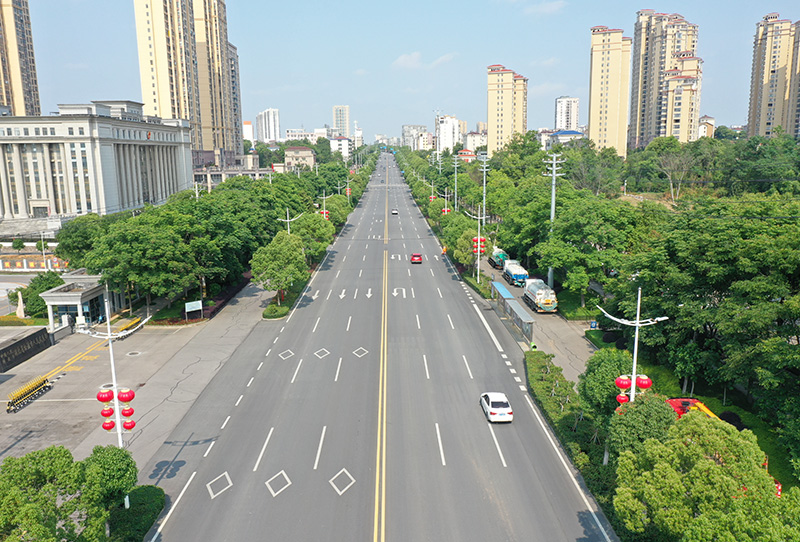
[615,375,632,390]
[429,195,437,201]
[100,407,114,418]
[102,420,116,432]
[636,375,653,390]
[123,420,137,431]
[117,388,136,404]
[616,394,630,404]
[96,389,114,403]
[121,407,135,418]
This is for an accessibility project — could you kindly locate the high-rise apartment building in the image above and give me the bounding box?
[401,124,427,149]
[0,0,39,116]
[555,97,580,131]
[487,64,527,155]
[747,13,800,137]
[628,10,703,148]
[435,115,460,153]
[333,105,350,137]
[135,0,239,162]
[256,108,280,142]
[588,26,631,157]
[134,0,201,148]
[228,42,242,150]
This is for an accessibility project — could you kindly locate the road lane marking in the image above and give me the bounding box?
[343,255,347,262]
[359,269,363,278]
[407,269,410,277]
[336,270,341,278]
[462,355,474,379]
[314,426,327,470]
[203,441,215,457]
[373,248,388,541]
[423,354,430,379]
[327,289,332,300]
[354,288,358,299]
[472,304,504,352]
[523,395,612,541]
[221,416,230,429]
[247,377,254,387]
[411,288,415,298]
[430,268,434,277]
[266,349,271,357]
[347,316,352,331]
[273,337,278,344]
[235,395,243,406]
[435,423,446,466]
[416,314,420,330]
[488,424,507,467]
[447,314,454,329]
[335,357,342,382]
[257,362,263,370]
[291,359,303,383]
[149,471,196,542]
[312,317,320,333]
[437,288,442,298]
[363,255,366,261]
[253,427,274,472]
[43,339,107,380]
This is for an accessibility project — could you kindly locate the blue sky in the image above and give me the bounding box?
[30,1,800,141]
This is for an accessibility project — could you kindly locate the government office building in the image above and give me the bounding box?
[0,100,192,229]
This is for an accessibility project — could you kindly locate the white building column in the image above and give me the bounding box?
[42,144,56,215]
[11,144,29,218]
[0,146,14,219]
[47,304,55,331]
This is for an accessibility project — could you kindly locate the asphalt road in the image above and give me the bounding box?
[143,153,615,542]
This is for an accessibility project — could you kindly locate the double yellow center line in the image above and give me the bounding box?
[373,162,390,541]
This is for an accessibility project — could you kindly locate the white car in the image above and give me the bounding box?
[391,208,399,215]
[480,392,513,423]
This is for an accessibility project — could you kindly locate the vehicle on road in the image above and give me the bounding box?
[480,392,513,423]
[392,208,399,215]
[522,278,558,313]
[502,259,528,287]
[410,253,422,264]
[488,247,509,269]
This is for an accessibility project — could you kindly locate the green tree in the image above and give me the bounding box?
[35,239,49,254]
[607,392,676,457]
[614,412,800,542]
[291,212,335,264]
[250,230,308,305]
[11,238,24,254]
[10,271,64,318]
[54,213,107,268]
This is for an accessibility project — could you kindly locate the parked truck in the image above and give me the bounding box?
[522,278,558,313]
[488,247,509,270]
[502,259,528,287]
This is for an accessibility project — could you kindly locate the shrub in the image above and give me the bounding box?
[263,304,289,319]
[0,315,28,326]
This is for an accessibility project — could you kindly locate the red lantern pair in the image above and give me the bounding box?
[97,387,136,432]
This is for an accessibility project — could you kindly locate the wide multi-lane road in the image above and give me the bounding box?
[144,153,614,541]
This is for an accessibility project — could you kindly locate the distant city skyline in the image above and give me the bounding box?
[28,1,800,141]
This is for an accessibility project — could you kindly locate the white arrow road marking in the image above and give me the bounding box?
[339,289,346,299]
[392,287,406,298]
[366,288,373,298]
[312,290,319,300]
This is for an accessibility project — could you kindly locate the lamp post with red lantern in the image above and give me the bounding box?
[598,287,668,402]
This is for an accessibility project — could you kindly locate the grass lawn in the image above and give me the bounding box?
[557,289,602,321]
[462,272,492,298]
[584,329,616,349]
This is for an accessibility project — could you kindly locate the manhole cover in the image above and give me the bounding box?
[127,351,141,357]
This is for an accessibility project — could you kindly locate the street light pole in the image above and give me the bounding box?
[452,155,459,211]
[543,153,565,289]
[463,204,488,283]
[277,207,303,235]
[478,153,489,229]
[597,287,668,402]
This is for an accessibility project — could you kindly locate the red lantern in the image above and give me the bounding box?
[102,420,115,432]
[96,389,114,404]
[117,388,136,403]
[615,375,632,390]
[123,419,136,431]
[616,394,630,404]
[636,375,653,390]
[121,407,134,418]
[100,407,114,418]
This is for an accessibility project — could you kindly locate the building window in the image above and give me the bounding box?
[79,127,84,135]
[68,127,74,135]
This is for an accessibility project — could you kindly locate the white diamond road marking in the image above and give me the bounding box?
[509,368,517,374]
[519,385,527,391]
[315,348,330,359]
[206,471,233,499]
[265,470,292,497]
[329,468,356,496]
[515,377,522,382]
[353,347,368,358]
[279,349,294,360]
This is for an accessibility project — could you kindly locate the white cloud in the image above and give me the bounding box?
[354,68,368,76]
[523,0,566,15]
[392,51,457,70]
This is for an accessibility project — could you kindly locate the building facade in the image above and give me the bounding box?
[555,97,579,131]
[435,115,460,153]
[0,0,39,116]
[463,131,487,151]
[284,146,315,170]
[242,120,253,142]
[256,108,280,142]
[588,26,631,157]
[747,13,800,137]
[698,115,716,138]
[333,105,350,137]
[487,64,528,155]
[329,137,352,160]
[628,10,703,148]
[228,41,242,151]
[0,101,192,224]
[401,124,427,149]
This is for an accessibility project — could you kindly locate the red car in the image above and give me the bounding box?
[410,253,422,264]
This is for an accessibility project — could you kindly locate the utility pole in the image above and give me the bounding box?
[478,152,490,228]
[543,152,565,289]
[463,204,488,283]
[277,207,303,235]
[452,155,459,211]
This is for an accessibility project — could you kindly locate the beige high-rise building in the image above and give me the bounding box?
[487,64,527,155]
[589,27,631,157]
[134,0,201,148]
[628,10,703,148]
[194,0,236,154]
[135,0,238,160]
[333,105,350,138]
[0,0,39,116]
[747,13,799,138]
[228,41,242,150]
